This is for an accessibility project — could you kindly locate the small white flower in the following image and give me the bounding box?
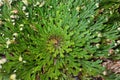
[26,16,29,18]
[20,24,24,27]
[0,0,3,7]
[13,70,17,73]
[95,3,99,8]
[106,39,110,41]
[39,1,45,7]
[96,43,100,48]
[116,49,119,52]
[22,0,28,6]
[91,15,94,18]
[10,15,15,19]
[33,4,37,7]
[36,1,40,5]
[77,15,80,18]
[1,58,7,63]
[11,9,18,14]
[23,60,26,63]
[6,39,11,48]
[87,20,90,23]
[117,27,120,31]
[6,38,9,40]
[114,43,117,46]
[76,6,80,12]
[35,13,38,16]
[12,37,16,40]
[13,22,15,25]
[4,0,12,4]
[49,6,53,8]
[25,12,29,16]
[22,6,26,11]
[14,15,18,18]
[19,55,22,62]
[20,27,23,31]
[68,8,70,11]
[110,11,113,14]
[25,12,29,17]
[103,71,107,75]
[1,33,4,37]
[97,33,102,37]
[0,58,7,64]
[10,74,16,80]
[117,40,120,44]
[11,19,15,22]
[13,33,18,37]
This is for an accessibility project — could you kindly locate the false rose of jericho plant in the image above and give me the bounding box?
[0,0,119,80]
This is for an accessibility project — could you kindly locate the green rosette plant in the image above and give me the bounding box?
[0,0,119,80]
